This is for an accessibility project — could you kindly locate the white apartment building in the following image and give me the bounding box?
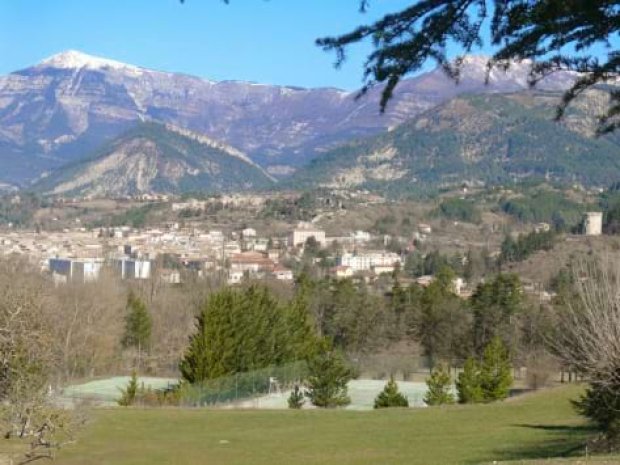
[338,252,403,273]
[112,258,152,279]
[49,257,104,283]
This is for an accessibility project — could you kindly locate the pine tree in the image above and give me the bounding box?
[374,376,409,409]
[122,292,152,354]
[118,371,139,406]
[480,337,513,402]
[305,340,352,408]
[424,363,454,406]
[287,385,305,409]
[456,357,484,404]
[180,286,318,384]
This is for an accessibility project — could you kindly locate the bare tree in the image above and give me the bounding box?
[553,259,620,388]
[0,258,85,464]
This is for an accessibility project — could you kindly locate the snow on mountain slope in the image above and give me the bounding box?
[0,50,585,187]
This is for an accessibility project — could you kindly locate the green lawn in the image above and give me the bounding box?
[57,386,614,465]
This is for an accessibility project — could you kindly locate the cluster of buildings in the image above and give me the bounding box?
[0,221,408,286]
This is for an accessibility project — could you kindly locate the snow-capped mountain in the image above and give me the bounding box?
[0,50,579,187]
[37,50,144,73]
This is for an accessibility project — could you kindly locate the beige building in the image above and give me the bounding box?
[583,212,603,236]
[289,222,326,248]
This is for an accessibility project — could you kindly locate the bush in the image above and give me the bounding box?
[118,371,139,406]
[424,363,454,406]
[288,385,305,409]
[374,376,409,409]
[525,353,555,390]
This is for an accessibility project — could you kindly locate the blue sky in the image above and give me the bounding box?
[0,0,413,89]
[1,1,618,90]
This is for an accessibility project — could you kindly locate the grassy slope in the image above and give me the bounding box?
[57,386,617,465]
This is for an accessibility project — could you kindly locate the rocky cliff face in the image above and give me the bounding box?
[0,51,580,187]
[34,122,275,197]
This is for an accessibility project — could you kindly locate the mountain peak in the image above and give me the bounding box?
[38,50,141,72]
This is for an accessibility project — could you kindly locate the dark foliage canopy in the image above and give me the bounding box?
[317,1,619,133]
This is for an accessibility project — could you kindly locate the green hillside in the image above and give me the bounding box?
[291,90,620,196]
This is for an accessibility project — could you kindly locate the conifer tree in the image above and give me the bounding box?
[305,340,352,408]
[180,286,318,384]
[456,357,484,404]
[122,292,152,365]
[118,371,139,406]
[374,376,409,409]
[424,363,454,406]
[480,336,513,401]
[287,385,305,409]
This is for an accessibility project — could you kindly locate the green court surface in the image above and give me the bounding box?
[63,377,430,409]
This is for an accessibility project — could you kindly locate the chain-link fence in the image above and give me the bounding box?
[176,361,308,407]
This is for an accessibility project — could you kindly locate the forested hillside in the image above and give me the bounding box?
[291,89,620,196]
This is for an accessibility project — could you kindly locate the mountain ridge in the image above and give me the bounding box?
[0,50,583,188]
[33,122,275,197]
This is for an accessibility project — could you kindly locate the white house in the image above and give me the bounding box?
[330,265,354,279]
[272,265,293,281]
[228,270,244,285]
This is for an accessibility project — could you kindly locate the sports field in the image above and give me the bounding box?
[56,385,619,465]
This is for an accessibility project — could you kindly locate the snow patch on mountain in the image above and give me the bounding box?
[39,50,143,74]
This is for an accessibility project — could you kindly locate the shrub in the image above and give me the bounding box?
[288,385,305,409]
[374,376,409,408]
[118,371,139,406]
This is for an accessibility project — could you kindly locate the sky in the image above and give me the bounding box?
[1,1,618,90]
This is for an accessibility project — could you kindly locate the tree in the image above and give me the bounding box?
[316,1,619,133]
[122,292,152,357]
[287,385,305,409]
[574,379,620,446]
[0,259,84,463]
[553,259,620,446]
[374,376,409,408]
[470,274,523,357]
[424,363,454,406]
[305,340,353,408]
[300,277,387,354]
[118,371,139,407]
[417,267,470,365]
[480,337,513,401]
[180,286,317,384]
[456,357,484,404]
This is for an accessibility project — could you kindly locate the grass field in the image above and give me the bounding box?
[56,385,618,465]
